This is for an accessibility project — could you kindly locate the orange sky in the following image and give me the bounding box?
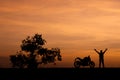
[1,0,120,67]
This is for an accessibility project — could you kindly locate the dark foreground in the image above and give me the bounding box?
[0,68,120,80]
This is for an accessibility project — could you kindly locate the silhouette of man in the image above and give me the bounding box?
[94,48,108,68]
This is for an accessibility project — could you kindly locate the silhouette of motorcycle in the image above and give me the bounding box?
[74,55,95,68]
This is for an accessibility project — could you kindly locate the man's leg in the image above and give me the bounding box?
[101,59,104,68]
[99,59,101,68]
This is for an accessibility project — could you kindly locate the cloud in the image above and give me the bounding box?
[1,0,120,55]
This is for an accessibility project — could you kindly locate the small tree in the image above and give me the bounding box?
[10,33,62,68]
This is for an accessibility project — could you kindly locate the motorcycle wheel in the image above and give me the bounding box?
[74,61,81,68]
[89,61,95,68]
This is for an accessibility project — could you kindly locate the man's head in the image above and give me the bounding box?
[100,50,103,53]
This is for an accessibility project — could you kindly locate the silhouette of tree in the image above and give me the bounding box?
[10,33,62,68]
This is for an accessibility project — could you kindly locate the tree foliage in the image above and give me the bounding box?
[10,34,62,68]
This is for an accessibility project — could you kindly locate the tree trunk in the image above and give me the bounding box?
[27,52,38,68]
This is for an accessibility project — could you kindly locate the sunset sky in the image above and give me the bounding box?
[1,0,120,68]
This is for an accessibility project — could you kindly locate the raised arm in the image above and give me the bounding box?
[103,48,108,54]
[94,49,99,54]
